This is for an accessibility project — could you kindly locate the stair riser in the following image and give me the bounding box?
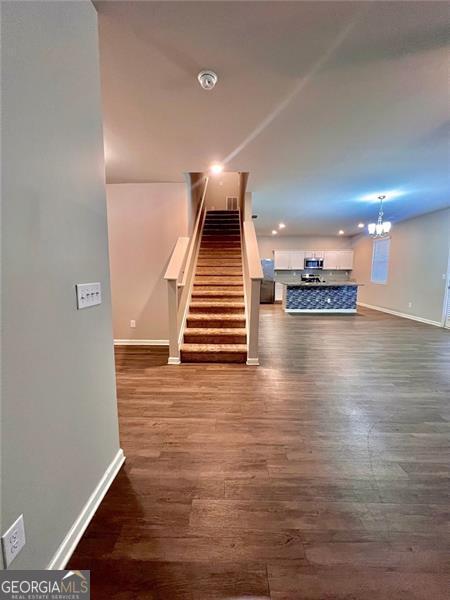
[197,260,242,266]
[192,288,244,302]
[206,211,239,215]
[187,318,245,328]
[181,351,246,363]
[195,278,243,285]
[203,226,240,232]
[203,225,240,230]
[203,222,240,228]
[202,232,240,236]
[202,239,241,244]
[201,240,241,244]
[190,306,244,314]
[203,222,240,227]
[196,268,243,276]
[201,246,241,251]
[198,252,242,258]
[192,294,244,301]
[203,221,240,226]
[193,286,244,292]
[184,333,246,344]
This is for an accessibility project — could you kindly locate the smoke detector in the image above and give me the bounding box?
[198,70,218,90]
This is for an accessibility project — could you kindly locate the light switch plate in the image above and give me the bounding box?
[2,514,26,567]
[76,282,102,309]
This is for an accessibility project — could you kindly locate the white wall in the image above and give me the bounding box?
[352,208,450,324]
[258,235,352,259]
[2,1,121,568]
[107,183,188,341]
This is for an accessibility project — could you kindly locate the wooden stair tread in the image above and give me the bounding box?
[193,286,244,293]
[184,328,247,335]
[192,290,244,297]
[181,343,247,353]
[198,253,241,256]
[194,278,242,285]
[187,313,245,320]
[190,301,244,308]
[196,269,243,275]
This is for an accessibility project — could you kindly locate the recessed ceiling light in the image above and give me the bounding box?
[198,70,218,90]
[338,230,344,235]
[210,163,223,175]
[358,223,364,228]
[278,223,286,229]
[272,230,278,235]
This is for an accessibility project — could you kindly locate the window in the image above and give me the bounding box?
[371,238,390,284]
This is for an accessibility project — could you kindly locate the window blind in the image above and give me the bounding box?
[371,238,390,284]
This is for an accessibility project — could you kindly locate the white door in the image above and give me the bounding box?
[290,251,305,269]
[445,294,450,328]
[226,196,238,210]
[445,283,450,328]
[444,251,450,328]
[274,251,291,270]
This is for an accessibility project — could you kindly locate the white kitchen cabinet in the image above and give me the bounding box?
[324,250,354,270]
[338,250,354,270]
[290,251,305,269]
[274,251,291,270]
[323,251,339,270]
[275,282,284,301]
[274,249,353,270]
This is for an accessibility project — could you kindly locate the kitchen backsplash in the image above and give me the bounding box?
[274,269,352,282]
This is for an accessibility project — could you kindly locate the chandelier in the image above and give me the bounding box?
[368,195,392,237]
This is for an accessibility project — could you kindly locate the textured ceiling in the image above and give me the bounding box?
[95,1,450,235]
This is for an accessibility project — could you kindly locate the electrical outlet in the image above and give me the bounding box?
[76,282,102,309]
[408,302,413,308]
[2,515,26,567]
[130,320,136,328]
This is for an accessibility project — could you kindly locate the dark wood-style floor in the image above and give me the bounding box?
[69,306,450,599]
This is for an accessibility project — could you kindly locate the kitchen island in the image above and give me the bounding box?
[281,282,362,313]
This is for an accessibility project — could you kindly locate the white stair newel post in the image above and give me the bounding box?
[167,278,180,364]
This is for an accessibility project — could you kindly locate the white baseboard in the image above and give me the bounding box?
[167,357,181,365]
[114,339,169,346]
[246,358,260,366]
[47,448,125,570]
[357,302,442,327]
[285,308,356,314]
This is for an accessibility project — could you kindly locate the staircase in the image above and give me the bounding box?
[180,210,247,363]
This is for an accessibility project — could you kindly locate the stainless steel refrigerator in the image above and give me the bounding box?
[260,259,275,303]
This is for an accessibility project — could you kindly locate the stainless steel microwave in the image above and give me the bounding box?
[304,257,324,269]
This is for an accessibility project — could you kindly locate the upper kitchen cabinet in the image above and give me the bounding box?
[290,251,305,269]
[323,251,339,270]
[323,250,354,270]
[338,250,354,270]
[275,249,353,270]
[274,250,292,269]
[274,250,306,270]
